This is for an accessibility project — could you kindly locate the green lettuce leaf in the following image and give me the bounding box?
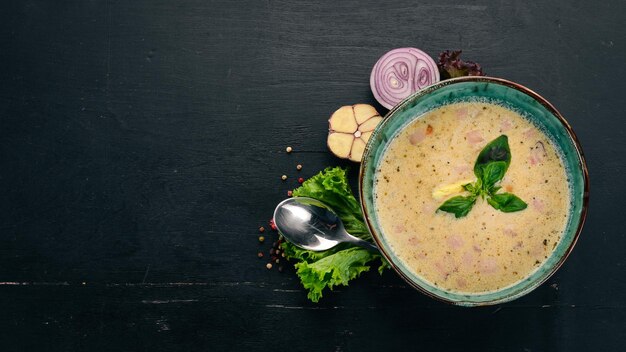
[293,247,378,303]
[281,166,389,302]
[291,166,369,239]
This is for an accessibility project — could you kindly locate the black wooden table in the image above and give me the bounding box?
[1,1,624,351]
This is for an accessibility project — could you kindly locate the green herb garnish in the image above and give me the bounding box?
[437,135,527,218]
[281,167,389,302]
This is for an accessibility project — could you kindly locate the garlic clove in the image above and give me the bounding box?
[358,116,383,132]
[329,106,358,133]
[353,104,379,124]
[350,138,367,162]
[327,132,354,158]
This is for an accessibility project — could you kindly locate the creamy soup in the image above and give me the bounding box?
[374,102,570,293]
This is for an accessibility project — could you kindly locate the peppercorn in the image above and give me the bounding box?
[258,236,265,243]
[298,177,304,184]
[275,250,281,255]
[281,175,287,181]
[296,164,302,171]
[281,252,285,258]
[258,226,265,233]
[266,263,273,269]
[269,219,277,231]
[286,146,293,153]
[287,190,293,197]
[278,266,284,272]
[275,259,280,264]
[257,252,264,258]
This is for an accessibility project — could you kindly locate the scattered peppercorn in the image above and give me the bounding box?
[258,236,265,243]
[286,146,293,153]
[281,175,287,181]
[275,250,281,255]
[275,259,280,264]
[257,252,264,258]
[269,219,277,230]
[287,190,293,197]
[259,226,265,233]
[281,252,285,258]
[278,266,284,272]
[266,263,273,269]
[296,164,302,170]
[298,177,304,184]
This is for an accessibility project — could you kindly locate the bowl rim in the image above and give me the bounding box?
[359,76,589,306]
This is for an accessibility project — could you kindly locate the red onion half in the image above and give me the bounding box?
[370,48,440,110]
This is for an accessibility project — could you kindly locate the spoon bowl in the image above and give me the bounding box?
[273,197,378,252]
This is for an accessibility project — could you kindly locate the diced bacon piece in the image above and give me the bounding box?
[479,258,498,274]
[533,198,545,212]
[447,234,464,249]
[503,227,517,237]
[529,141,547,165]
[466,130,484,145]
[500,119,513,132]
[434,261,451,281]
[529,155,541,166]
[409,129,426,145]
[462,251,474,266]
[456,107,468,119]
[531,244,544,257]
[468,107,481,118]
[523,128,536,139]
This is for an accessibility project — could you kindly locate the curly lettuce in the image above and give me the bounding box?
[281,167,389,302]
[438,50,484,79]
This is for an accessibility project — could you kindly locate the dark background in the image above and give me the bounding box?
[0,0,624,351]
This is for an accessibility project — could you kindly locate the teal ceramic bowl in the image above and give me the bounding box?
[359,76,589,306]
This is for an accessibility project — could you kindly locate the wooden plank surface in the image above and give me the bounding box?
[0,0,624,350]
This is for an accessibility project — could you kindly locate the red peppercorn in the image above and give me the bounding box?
[257,252,264,258]
[298,177,304,184]
[287,190,293,197]
[269,219,277,231]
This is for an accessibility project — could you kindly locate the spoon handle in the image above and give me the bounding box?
[345,234,379,252]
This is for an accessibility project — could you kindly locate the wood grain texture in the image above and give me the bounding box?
[0,0,624,351]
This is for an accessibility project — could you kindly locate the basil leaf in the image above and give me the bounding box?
[437,195,477,218]
[487,193,528,213]
[481,161,507,191]
[474,135,511,178]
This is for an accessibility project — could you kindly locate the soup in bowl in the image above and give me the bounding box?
[359,77,588,306]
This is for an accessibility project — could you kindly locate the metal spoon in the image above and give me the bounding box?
[273,197,379,252]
